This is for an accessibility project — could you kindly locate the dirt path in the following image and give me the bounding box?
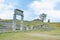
[27,33,60,39]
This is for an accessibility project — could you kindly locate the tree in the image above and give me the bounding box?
[39,13,47,22]
[48,19,50,23]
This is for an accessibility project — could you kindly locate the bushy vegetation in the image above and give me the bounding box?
[0,24,3,26]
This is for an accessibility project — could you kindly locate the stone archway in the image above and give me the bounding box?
[12,9,24,31]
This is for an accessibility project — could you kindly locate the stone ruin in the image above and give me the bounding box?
[0,9,52,33]
[12,9,24,31]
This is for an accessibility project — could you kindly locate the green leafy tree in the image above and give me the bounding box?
[39,13,47,22]
[48,19,50,23]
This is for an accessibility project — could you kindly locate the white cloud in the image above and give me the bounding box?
[24,10,34,21]
[0,0,60,22]
[0,0,14,19]
[0,0,5,3]
[28,0,60,22]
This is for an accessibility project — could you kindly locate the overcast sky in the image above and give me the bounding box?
[0,0,60,22]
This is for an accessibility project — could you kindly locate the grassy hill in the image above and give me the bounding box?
[0,19,60,27]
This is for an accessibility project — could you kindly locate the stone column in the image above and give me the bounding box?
[12,14,16,31]
[26,27,29,31]
[30,25,33,30]
[20,15,24,31]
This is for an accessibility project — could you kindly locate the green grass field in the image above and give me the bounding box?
[0,31,60,40]
[0,29,60,40]
[0,28,60,40]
